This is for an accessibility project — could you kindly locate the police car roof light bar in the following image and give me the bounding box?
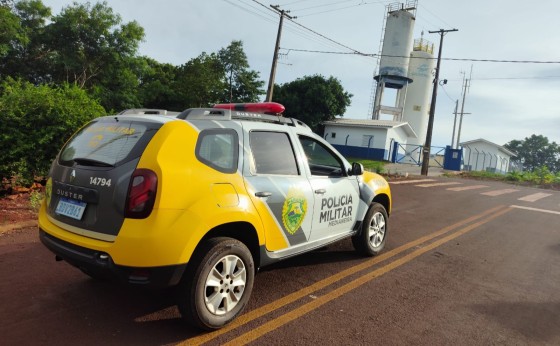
[213,102,285,115]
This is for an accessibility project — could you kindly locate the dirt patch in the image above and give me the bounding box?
[0,193,38,227]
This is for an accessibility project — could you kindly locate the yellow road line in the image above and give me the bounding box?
[224,206,513,345]
[182,205,508,345]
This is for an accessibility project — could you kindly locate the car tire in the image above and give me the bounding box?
[352,202,388,256]
[177,237,254,330]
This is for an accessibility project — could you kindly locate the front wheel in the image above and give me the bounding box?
[177,237,254,330]
[352,202,388,256]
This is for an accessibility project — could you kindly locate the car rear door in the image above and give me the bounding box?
[241,123,315,252]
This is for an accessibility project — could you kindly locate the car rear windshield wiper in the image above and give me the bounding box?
[72,158,114,167]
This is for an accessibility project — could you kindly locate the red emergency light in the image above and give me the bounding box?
[213,102,285,115]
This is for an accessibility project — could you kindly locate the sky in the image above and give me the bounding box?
[42,0,560,148]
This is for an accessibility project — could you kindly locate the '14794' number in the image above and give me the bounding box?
[90,177,111,187]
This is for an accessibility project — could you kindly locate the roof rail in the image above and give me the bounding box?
[176,108,301,127]
[118,108,179,116]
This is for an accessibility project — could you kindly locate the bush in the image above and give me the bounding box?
[531,166,555,185]
[347,158,385,174]
[506,171,521,182]
[0,79,106,184]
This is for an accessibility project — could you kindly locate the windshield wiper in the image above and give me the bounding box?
[72,158,114,167]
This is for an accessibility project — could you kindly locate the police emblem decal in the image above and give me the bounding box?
[282,188,307,235]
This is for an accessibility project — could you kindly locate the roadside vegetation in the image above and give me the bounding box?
[350,157,560,191]
[347,158,386,174]
[445,166,560,190]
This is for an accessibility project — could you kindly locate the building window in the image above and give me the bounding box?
[331,132,336,138]
[362,135,374,148]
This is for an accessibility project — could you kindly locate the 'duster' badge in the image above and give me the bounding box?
[282,188,307,235]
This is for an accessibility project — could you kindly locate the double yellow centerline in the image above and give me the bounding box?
[183,205,512,345]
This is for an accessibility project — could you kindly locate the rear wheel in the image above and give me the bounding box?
[177,237,254,330]
[352,202,388,256]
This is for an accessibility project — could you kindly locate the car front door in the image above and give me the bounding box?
[297,135,360,242]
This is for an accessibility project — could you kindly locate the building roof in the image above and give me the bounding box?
[323,119,417,138]
[460,138,516,157]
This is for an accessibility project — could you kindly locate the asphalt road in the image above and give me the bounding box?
[1,176,559,345]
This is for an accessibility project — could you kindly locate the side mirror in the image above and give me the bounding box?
[350,162,364,176]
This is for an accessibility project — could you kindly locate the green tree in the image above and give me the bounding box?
[0,5,20,58]
[45,1,143,87]
[504,134,560,172]
[137,57,181,110]
[217,40,264,103]
[0,78,105,183]
[44,1,144,110]
[0,0,51,83]
[1,1,145,111]
[175,52,226,108]
[273,74,352,132]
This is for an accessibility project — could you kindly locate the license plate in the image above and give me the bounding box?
[55,198,87,220]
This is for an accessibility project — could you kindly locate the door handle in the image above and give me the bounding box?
[314,189,326,195]
[255,191,272,198]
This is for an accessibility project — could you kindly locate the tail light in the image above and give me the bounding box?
[125,169,157,219]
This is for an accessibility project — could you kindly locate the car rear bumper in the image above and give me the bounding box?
[39,229,187,288]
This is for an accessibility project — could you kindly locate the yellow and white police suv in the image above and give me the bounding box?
[39,102,392,330]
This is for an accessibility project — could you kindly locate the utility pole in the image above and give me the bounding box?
[451,100,458,149]
[455,67,473,148]
[457,75,470,148]
[266,5,294,102]
[421,28,458,176]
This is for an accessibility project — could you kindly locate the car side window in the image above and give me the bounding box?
[299,136,345,176]
[250,131,299,175]
[196,129,238,173]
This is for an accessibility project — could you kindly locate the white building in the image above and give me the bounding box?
[323,119,416,161]
[460,138,516,174]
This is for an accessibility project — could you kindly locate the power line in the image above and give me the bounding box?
[285,18,368,55]
[250,0,369,56]
[278,48,560,63]
[232,0,355,56]
[224,0,279,25]
[418,4,454,30]
[295,0,387,18]
[291,0,357,12]
[279,0,316,6]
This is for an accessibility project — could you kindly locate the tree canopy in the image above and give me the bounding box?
[0,0,356,183]
[0,1,266,112]
[504,135,560,173]
[0,78,105,183]
[218,40,264,103]
[273,75,352,132]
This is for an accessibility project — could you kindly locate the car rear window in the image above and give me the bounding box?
[59,118,160,167]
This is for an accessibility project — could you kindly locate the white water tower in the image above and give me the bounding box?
[372,2,417,121]
[402,36,436,146]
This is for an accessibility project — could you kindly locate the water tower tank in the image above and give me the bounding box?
[402,39,436,146]
[377,8,415,86]
[372,3,417,120]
